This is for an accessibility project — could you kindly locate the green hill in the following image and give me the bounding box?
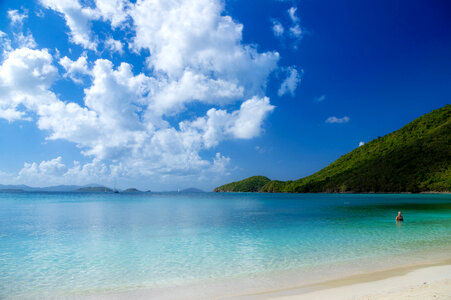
[214,176,271,192]
[216,105,451,193]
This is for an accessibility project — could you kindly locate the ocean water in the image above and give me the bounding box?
[0,192,450,298]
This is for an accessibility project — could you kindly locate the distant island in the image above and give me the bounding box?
[0,188,25,193]
[76,186,113,192]
[0,184,178,193]
[0,184,90,192]
[124,188,141,193]
[215,105,450,193]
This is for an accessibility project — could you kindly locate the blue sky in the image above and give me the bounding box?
[0,0,450,191]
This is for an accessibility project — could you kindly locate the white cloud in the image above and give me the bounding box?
[130,0,279,92]
[0,170,13,184]
[289,24,303,38]
[180,96,274,148]
[271,6,303,47]
[7,9,28,26]
[59,53,90,83]
[0,0,292,188]
[314,94,326,102]
[35,9,45,18]
[151,70,244,116]
[278,67,301,96]
[38,0,131,50]
[212,153,230,175]
[0,31,13,53]
[14,31,37,49]
[94,0,130,27]
[40,0,279,114]
[230,96,275,138]
[5,9,37,49]
[14,157,111,186]
[272,20,284,37]
[32,59,273,176]
[40,0,98,50]
[63,159,109,184]
[0,47,58,121]
[325,116,350,124]
[288,7,299,24]
[104,37,124,54]
[287,7,303,41]
[18,156,67,179]
[359,141,365,147]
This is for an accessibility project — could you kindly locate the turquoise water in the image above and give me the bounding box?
[0,192,450,298]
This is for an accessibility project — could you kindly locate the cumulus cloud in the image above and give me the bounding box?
[59,53,90,83]
[0,0,298,188]
[39,0,131,51]
[0,47,58,121]
[13,157,112,186]
[278,67,301,96]
[7,9,28,26]
[104,37,124,54]
[40,0,98,50]
[180,96,274,148]
[18,156,67,181]
[94,0,130,27]
[325,116,350,124]
[130,0,279,103]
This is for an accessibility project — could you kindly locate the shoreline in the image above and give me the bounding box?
[250,264,451,300]
[232,260,451,299]
[67,254,451,300]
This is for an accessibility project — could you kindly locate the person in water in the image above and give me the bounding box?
[396,211,404,222]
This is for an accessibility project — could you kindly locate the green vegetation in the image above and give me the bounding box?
[124,188,141,192]
[214,176,271,192]
[215,105,451,193]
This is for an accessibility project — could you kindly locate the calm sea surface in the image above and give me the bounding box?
[0,192,450,298]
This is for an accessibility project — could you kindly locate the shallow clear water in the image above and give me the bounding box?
[0,192,450,298]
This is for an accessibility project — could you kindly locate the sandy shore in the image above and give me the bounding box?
[68,261,451,300]
[244,264,451,300]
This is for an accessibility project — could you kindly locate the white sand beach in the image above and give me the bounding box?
[251,264,451,300]
[70,260,451,300]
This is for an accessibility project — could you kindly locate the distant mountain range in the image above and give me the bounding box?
[0,184,120,193]
[0,184,203,193]
[0,184,100,192]
[215,105,451,193]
